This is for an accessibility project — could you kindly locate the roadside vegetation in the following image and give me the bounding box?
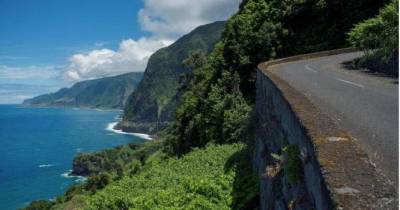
[348,0,399,75]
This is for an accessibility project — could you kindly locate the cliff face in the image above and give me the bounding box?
[23,72,143,109]
[119,21,225,134]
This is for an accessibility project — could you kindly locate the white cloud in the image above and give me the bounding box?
[63,0,241,82]
[139,0,241,39]
[64,38,172,81]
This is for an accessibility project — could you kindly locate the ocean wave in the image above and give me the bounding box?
[105,122,152,140]
[61,170,87,183]
[60,170,73,178]
[38,164,54,168]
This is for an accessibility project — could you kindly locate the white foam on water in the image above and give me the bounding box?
[61,170,73,178]
[105,121,152,140]
[38,164,54,168]
[60,170,87,183]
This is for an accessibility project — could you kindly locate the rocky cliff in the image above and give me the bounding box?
[118,21,225,134]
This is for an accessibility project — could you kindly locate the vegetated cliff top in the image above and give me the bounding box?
[122,21,225,124]
[23,72,143,109]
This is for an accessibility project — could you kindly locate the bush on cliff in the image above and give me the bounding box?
[348,0,399,75]
[71,140,162,176]
[22,200,54,210]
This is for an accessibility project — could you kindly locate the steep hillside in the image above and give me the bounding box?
[23,72,143,109]
[118,21,225,134]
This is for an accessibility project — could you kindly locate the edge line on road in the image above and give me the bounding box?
[337,78,364,88]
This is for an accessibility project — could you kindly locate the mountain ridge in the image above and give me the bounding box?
[23,72,143,109]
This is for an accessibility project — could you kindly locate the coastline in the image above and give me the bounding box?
[20,104,152,140]
[22,104,155,140]
[106,122,153,140]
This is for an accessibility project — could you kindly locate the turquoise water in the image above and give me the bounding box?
[0,105,145,210]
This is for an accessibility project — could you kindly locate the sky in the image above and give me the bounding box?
[0,0,241,104]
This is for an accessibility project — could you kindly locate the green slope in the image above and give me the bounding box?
[24,143,257,210]
[119,21,225,133]
[22,72,143,109]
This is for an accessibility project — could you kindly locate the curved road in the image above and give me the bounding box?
[272,52,398,183]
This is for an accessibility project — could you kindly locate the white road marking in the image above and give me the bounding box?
[337,78,364,88]
[305,64,317,73]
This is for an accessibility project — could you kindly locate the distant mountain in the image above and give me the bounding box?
[23,72,143,109]
[118,21,225,134]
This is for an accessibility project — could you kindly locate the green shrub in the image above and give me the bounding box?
[348,0,398,74]
[85,173,112,193]
[85,144,257,210]
[283,145,303,185]
[72,140,163,176]
[21,200,54,210]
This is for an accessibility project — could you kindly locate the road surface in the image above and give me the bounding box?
[272,52,398,183]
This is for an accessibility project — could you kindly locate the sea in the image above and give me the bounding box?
[0,104,147,210]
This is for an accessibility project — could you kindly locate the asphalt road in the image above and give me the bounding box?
[272,52,398,183]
